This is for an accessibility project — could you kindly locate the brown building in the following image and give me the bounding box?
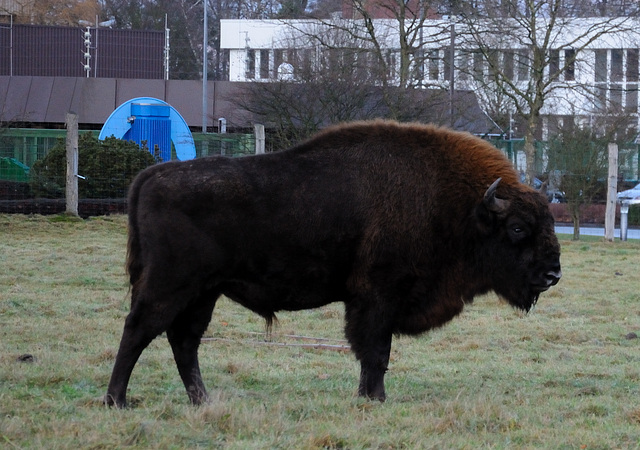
[0,23,164,79]
[0,76,255,130]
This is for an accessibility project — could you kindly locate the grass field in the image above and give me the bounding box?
[1,214,639,449]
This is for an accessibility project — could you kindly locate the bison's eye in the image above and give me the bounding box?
[507,220,530,243]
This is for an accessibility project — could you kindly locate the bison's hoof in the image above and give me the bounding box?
[358,389,386,402]
[103,394,126,409]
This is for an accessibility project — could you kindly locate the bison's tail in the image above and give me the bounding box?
[125,168,154,292]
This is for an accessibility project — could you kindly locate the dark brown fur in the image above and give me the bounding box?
[105,120,561,407]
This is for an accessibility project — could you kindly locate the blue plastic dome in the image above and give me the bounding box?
[99,97,196,162]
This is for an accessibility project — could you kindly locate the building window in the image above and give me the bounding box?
[625,85,638,113]
[549,50,560,81]
[324,49,339,74]
[611,49,623,82]
[594,84,607,111]
[458,51,469,81]
[386,50,397,81]
[356,50,372,81]
[273,49,283,79]
[595,50,607,83]
[260,49,269,79]
[610,83,623,108]
[549,49,574,82]
[487,50,499,78]
[344,49,355,75]
[593,48,639,113]
[517,49,529,81]
[300,48,313,79]
[246,49,255,79]
[627,49,638,82]
[428,50,439,81]
[473,51,484,80]
[503,50,514,81]
[565,49,575,81]
[443,48,452,81]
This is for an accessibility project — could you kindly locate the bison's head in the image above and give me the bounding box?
[475,178,562,312]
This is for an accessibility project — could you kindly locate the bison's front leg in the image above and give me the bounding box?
[345,301,393,402]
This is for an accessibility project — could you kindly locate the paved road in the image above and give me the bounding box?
[555,225,640,240]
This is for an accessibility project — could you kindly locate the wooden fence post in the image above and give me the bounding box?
[254,124,265,154]
[65,112,79,217]
[604,142,618,242]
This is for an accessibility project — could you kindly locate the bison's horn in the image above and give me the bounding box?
[484,178,509,213]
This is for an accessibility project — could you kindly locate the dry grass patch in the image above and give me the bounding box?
[1,215,640,448]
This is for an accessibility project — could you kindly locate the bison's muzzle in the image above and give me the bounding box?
[534,268,562,293]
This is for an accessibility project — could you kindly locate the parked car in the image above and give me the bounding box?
[520,174,566,203]
[617,183,640,204]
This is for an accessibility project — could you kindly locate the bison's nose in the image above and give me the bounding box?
[545,269,562,287]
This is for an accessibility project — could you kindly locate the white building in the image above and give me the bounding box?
[220,17,640,177]
[221,17,640,119]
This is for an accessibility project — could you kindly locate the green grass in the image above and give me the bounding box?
[1,214,640,448]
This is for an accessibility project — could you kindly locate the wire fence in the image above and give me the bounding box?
[489,137,640,184]
[1,128,638,220]
[0,129,256,217]
[490,137,640,225]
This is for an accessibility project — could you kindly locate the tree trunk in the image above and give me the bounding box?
[65,112,79,217]
[571,206,580,241]
[523,125,537,186]
[604,143,618,242]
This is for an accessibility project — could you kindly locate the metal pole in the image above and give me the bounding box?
[449,20,455,127]
[202,0,208,133]
[620,202,629,241]
[94,15,98,77]
[10,15,13,77]
[164,14,170,80]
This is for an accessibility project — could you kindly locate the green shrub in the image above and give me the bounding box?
[31,134,157,198]
[628,203,640,226]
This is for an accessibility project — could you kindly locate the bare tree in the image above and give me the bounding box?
[546,106,635,239]
[286,0,451,118]
[547,126,608,239]
[101,0,290,79]
[452,0,640,185]
[238,80,384,149]
[14,0,101,26]
[236,28,387,148]
[237,2,483,148]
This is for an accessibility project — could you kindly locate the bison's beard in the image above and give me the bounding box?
[523,292,540,313]
[500,286,541,314]
[523,278,560,312]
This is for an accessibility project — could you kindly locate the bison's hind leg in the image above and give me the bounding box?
[105,298,173,408]
[105,281,217,408]
[166,291,219,405]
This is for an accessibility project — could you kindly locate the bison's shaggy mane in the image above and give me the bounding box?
[294,120,520,188]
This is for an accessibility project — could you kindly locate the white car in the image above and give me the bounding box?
[617,183,640,204]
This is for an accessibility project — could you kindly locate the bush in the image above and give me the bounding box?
[31,134,157,199]
[629,204,640,226]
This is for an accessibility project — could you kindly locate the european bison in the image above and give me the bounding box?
[105,120,561,407]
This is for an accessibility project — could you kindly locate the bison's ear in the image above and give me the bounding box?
[483,178,510,214]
